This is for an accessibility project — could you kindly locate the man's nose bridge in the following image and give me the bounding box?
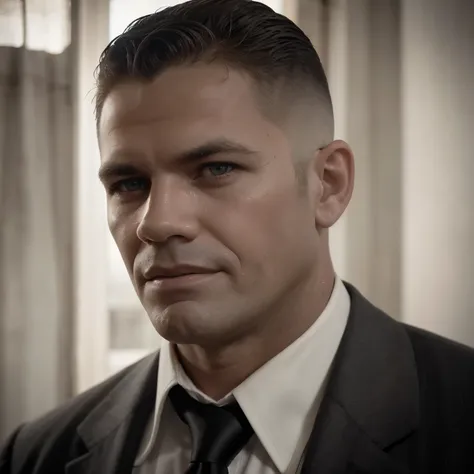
[144,175,192,223]
[136,175,198,243]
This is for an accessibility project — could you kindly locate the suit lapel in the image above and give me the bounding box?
[63,284,420,474]
[302,284,420,474]
[66,352,159,474]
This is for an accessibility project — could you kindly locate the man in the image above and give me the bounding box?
[1,0,474,472]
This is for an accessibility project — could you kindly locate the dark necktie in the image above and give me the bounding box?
[168,384,254,474]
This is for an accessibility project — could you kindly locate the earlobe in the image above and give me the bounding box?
[313,140,354,229]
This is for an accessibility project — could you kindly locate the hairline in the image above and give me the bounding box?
[95,58,332,137]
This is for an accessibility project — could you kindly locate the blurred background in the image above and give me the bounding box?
[0,0,473,441]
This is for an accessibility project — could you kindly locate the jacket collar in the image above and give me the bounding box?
[301,283,419,474]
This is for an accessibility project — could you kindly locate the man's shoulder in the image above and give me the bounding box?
[404,323,474,366]
[349,282,474,391]
[25,353,155,435]
[3,352,158,472]
[403,323,474,389]
[349,281,474,382]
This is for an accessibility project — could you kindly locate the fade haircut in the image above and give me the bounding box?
[94,0,333,134]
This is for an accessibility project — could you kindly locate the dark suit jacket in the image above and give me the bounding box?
[2,284,474,474]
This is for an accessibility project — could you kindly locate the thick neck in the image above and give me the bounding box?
[176,262,336,400]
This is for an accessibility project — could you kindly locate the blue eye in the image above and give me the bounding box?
[203,163,235,177]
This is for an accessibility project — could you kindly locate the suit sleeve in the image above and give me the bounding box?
[0,426,23,474]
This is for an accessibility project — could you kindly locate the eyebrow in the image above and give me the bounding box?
[98,138,257,183]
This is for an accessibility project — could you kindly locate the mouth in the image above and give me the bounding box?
[145,272,218,292]
[142,266,219,292]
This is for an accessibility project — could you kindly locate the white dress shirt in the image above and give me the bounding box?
[134,277,350,474]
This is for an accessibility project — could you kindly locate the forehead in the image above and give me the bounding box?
[98,63,280,156]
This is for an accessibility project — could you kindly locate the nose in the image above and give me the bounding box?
[136,177,199,244]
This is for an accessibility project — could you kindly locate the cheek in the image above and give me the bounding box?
[257,194,315,260]
[206,187,314,274]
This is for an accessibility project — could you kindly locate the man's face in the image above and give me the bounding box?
[98,63,323,345]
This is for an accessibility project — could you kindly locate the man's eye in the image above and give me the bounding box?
[109,177,148,195]
[201,163,236,178]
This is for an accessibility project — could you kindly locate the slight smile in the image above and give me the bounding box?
[145,272,219,292]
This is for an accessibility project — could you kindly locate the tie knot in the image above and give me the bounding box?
[169,385,254,470]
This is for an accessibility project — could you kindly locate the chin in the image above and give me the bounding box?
[146,301,240,347]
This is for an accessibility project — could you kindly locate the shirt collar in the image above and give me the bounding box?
[136,277,350,472]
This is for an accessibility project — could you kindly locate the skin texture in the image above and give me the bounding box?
[98,62,354,399]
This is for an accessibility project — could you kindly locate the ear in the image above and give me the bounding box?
[309,140,355,229]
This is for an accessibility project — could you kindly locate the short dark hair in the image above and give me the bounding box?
[94,0,332,127]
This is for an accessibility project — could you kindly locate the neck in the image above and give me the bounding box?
[176,264,336,400]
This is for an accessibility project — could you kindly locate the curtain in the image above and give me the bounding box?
[0,0,74,441]
[323,0,403,318]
